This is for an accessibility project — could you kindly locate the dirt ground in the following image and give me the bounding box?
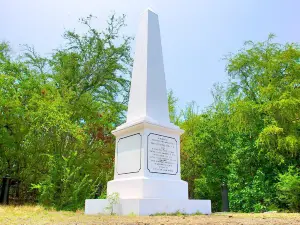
[1,206,300,225]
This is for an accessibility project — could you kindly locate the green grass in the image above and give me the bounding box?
[150,210,203,216]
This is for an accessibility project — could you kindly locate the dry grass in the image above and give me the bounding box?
[1,205,300,225]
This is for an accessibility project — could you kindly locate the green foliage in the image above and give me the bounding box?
[224,35,300,212]
[276,166,300,211]
[31,153,98,211]
[168,90,182,125]
[180,35,300,212]
[0,14,131,209]
[180,102,230,211]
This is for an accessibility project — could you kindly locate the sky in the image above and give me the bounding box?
[1,0,300,110]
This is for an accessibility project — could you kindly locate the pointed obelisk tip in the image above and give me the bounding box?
[142,7,157,15]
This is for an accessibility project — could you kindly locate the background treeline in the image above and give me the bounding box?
[1,16,299,212]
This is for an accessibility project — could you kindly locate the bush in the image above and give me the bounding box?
[276,166,300,211]
[229,170,275,212]
[32,152,99,211]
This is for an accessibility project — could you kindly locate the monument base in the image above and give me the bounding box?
[85,199,211,215]
[107,177,188,199]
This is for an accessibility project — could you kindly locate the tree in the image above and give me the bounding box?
[180,35,300,212]
[225,35,300,212]
[0,14,132,209]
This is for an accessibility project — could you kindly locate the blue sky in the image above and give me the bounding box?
[1,0,299,110]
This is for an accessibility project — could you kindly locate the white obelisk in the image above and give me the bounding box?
[85,9,211,215]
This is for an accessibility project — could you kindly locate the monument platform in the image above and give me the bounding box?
[85,199,211,215]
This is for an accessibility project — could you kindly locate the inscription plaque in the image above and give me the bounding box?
[117,133,142,175]
[147,133,178,175]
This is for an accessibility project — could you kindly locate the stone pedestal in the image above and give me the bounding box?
[85,8,211,215]
[108,120,187,198]
[85,199,211,215]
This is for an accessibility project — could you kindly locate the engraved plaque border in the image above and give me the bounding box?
[147,133,178,175]
[117,133,142,175]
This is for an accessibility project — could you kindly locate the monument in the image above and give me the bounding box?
[85,8,211,215]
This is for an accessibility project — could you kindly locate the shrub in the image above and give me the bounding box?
[32,152,99,211]
[276,166,300,211]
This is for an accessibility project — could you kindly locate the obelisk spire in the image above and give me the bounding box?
[126,9,170,126]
